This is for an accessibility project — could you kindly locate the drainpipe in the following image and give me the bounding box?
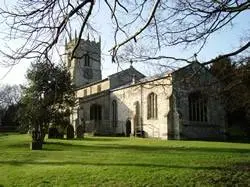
[140,84,143,135]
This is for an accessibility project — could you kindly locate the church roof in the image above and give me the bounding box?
[108,66,146,89]
[110,71,171,91]
[110,61,206,91]
[138,72,167,82]
[74,66,145,91]
[108,66,145,79]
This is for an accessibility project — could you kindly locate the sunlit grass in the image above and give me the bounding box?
[0,133,249,186]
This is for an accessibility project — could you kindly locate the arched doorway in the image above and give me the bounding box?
[125,120,131,137]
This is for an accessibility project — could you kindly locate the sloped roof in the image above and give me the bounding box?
[108,66,145,79]
[110,71,171,91]
[110,61,209,91]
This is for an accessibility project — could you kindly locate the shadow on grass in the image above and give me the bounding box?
[5,142,30,149]
[79,137,123,142]
[1,159,249,175]
[42,141,250,154]
[0,133,9,137]
[0,159,228,171]
[47,137,123,142]
[4,139,250,154]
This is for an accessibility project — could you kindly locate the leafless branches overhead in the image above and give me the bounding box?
[107,0,250,64]
[0,84,21,109]
[0,0,249,66]
[0,0,94,65]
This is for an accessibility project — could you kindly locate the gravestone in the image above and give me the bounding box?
[66,125,74,139]
[76,125,84,138]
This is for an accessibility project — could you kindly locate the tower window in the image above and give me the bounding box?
[67,52,72,67]
[188,92,208,122]
[147,92,157,119]
[84,54,90,66]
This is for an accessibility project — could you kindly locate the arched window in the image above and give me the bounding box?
[188,92,208,122]
[147,92,157,119]
[90,104,102,120]
[112,100,117,127]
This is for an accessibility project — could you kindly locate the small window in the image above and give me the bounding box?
[84,54,90,66]
[67,53,72,67]
[97,85,101,92]
[189,92,208,122]
[68,60,72,68]
[83,89,87,96]
[147,92,157,119]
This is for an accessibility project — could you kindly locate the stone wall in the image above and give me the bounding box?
[71,61,226,140]
[172,62,226,140]
[111,75,172,139]
[78,91,112,135]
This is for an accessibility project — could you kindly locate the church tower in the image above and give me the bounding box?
[65,37,102,88]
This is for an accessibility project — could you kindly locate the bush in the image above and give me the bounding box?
[66,125,74,139]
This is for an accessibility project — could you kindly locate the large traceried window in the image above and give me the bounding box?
[90,104,102,120]
[147,92,158,119]
[188,92,208,122]
[112,100,118,127]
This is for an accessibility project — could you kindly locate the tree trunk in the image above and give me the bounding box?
[30,127,43,150]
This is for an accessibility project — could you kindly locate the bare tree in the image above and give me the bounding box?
[0,0,249,66]
[0,84,21,109]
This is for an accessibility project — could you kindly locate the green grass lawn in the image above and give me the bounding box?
[0,133,249,186]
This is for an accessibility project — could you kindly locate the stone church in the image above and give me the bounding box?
[65,38,226,140]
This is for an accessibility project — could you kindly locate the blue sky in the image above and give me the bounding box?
[0,1,249,85]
